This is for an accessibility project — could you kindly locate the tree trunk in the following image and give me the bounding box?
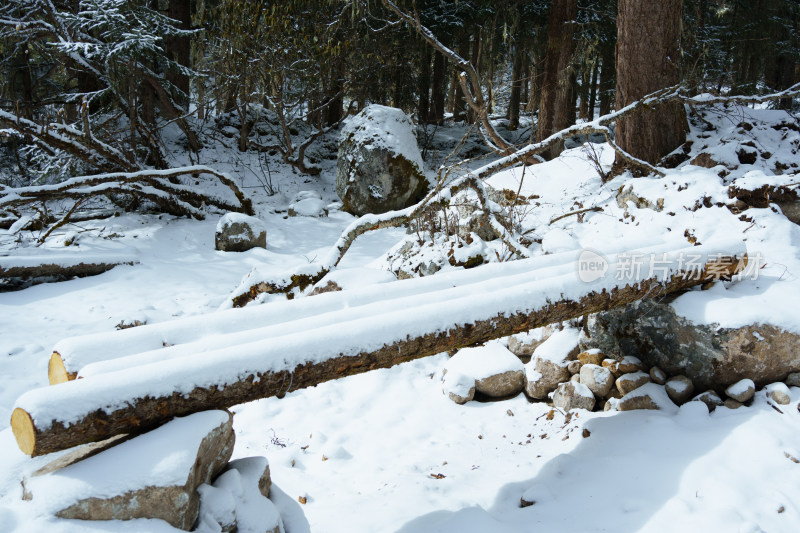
[588,60,599,119]
[165,0,192,109]
[615,0,688,166]
[536,0,578,158]
[418,43,431,122]
[579,61,590,120]
[11,245,745,457]
[430,51,446,125]
[507,44,525,130]
[452,34,470,122]
[598,44,615,116]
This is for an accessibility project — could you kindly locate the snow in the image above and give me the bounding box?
[289,197,327,217]
[1,105,800,532]
[446,342,523,381]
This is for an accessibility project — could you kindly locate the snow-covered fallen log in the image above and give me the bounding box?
[0,253,138,289]
[12,239,746,457]
[49,237,676,384]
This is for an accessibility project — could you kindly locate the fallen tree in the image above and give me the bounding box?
[229,82,800,306]
[12,239,746,456]
[0,253,137,292]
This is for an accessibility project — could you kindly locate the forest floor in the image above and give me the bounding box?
[1,106,800,532]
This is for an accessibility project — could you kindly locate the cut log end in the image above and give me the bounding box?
[48,352,76,385]
[11,408,35,456]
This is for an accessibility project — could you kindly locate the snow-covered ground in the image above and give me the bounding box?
[1,106,800,532]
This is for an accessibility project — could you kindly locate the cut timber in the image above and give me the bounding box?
[12,240,746,456]
[49,239,665,384]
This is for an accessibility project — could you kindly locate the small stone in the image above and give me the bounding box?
[582,429,591,438]
[602,358,621,377]
[580,364,614,398]
[649,366,667,385]
[617,383,678,413]
[442,371,475,405]
[724,398,744,410]
[766,382,792,405]
[577,350,604,366]
[552,381,596,412]
[570,374,581,383]
[567,360,582,375]
[786,372,800,388]
[616,371,650,395]
[617,356,644,374]
[665,375,695,405]
[693,390,724,412]
[725,378,755,403]
[215,213,267,252]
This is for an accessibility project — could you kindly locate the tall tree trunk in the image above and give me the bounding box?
[466,28,481,124]
[615,0,687,166]
[325,57,345,126]
[579,61,590,120]
[452,34,470,122]
[165,0,192,109]
[418,43,431,122]
[507,44,525,130]
[598,45,615,116]
[536,0,578,158]
[587,60,599,119]
[430,51,446,125]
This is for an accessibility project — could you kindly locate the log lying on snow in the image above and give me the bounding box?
[0,254,138,293]
[48,237,664,384]
[12,240,746,456]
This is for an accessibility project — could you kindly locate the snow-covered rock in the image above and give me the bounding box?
[23,410,234,530]
[725,378,755,403]
[523,328,578,399]
[693,390,724,412]
[665,375,695,405]
[215,213,267,252]
[567,360,582,375]
[442,371,476,405]
[579,364,614,398]
[289,198,328,218]
[336,105,428,216]
[617,383,678,413]
[616,371,650,395]
[577,349,604,366]
[507,326,552,359]
[446,342,524,398]
[552,381,595,412]
[766,382,791,405]
[197,457,283,533]
[649,366,667,385]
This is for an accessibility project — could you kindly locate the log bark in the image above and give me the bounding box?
[0,259,136,293]
[12,246,745,456]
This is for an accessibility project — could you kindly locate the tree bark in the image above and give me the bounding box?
[507,44,525,130]
[615,0,688,166]
[536,0,578,158]
[418,43,432,122]
[12,247,745,456]
[165,0,192,108]
[430,50,446,125]
[598,44,615,116]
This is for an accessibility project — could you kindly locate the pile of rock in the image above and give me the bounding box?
[21,410,299,532]
[441,325,799,415]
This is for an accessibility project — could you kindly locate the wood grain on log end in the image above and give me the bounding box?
[48,352,76,385]
[11,408,36,456]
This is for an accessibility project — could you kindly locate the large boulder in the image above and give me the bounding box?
[552,381,596,412]
[584,299,800,391]
[524,328,579,399]
[215,213,267,252]
[336,105,429,216]
[445,342,525,398]
[23,410,234,530]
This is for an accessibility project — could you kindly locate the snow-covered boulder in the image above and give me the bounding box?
[288,191,328,218]
[445,342,525,399]
[693,390,724,412]
[725,378,755,403]
[577,349,604,366]
[336,104,429,216]
[524,328,578,399]
[552,381,595,412]
[649,366,667,385]
[665,375,695,405]
[507,326,552,359]
[616,371,650,395]
[580,364,614,398]
[766,382,791,405]
[23,410,234,530]
[616,383,678,413]
[215,213,267,252]
[442,371,476,405]
[197,457,283,533]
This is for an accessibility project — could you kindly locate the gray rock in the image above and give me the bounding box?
[649,366,667,385]
[584,300,800,390]
[724,398,744,410]
[477,370,525,398]
[786,372,800,388]
[579,364,614,398]
[215,213,267,252]
[766,382,792,405]
[24,411,234,531]
[552,382,596,412]
[665,375,695,405]
[616,371,651,395]
[336,105,428,216]
[725,378,755,403]
[693,390,724,412]
[447,344,525,399]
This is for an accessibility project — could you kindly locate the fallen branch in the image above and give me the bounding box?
[549,206,603,225]
[11,239,746,456]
